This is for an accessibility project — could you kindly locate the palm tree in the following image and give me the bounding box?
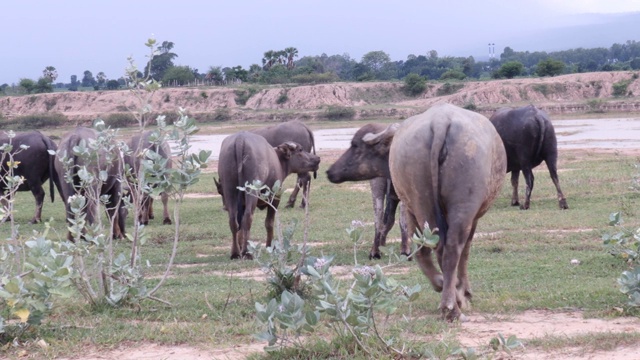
[284,47,299,70]
[205,66,224,84]
[262,50,277,70]
[42,66,58,83]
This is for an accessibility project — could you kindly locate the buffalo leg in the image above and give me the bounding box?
[369,178,386,259]
[298,173,310,209]
[265,204,277,247]
[456,221,477,309]
[161,191,172,224]
[286,173,306,209]
[148,197,155,219]
[510,171,520,207]
[521,167,534,210]
[406,208,443,292]
[439,219,474,322]
[398,202,410,256]
[28,183,46,224]
[240,196,258,259]
[546,160,569,209]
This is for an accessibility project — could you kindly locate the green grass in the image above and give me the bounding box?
[2,132,640,358]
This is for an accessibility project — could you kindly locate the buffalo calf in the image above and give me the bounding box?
[217,131,320,259]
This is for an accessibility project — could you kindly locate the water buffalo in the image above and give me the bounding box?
[490,105,568,210]
[326,123,409,259]
[54,127,126,240]
[0,131,59,224]
[389,103,506,321]
[251,120,316,208]
[217,131,320,259]
[124,130,172,225]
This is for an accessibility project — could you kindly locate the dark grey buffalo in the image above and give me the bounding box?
[217,131,320,259]
[54,127,126,240]
[326,123,409,259]
[389,103,506,321]
[490,105,568,210]
[0,131,59,224]
[251,120,316,208]
[124,130,172,225]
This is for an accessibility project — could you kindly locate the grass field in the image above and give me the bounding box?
[2,123,640,359]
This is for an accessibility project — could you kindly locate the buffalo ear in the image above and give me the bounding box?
[275,144,292,160]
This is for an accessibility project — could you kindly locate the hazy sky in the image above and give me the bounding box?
[4,0,640,85]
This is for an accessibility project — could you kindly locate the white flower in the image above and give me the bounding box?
[313,258,327,269]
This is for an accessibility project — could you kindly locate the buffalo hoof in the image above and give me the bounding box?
[242,253,253,260]
[401,252,413,261]
[559,199,569,210]
[511,200,520,207]
[149,214,155,220]
[230,253,241,260]
[369,252,382,260]
[28,218,41,225]
[519,204,530,210]
[285,202,295,209]
[163,218,172,225]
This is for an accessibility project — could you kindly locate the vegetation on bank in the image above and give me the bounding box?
[3,39,640,96]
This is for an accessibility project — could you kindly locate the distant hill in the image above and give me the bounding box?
[468,12,640,61]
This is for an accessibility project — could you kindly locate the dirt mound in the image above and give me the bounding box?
[2,71,640,123]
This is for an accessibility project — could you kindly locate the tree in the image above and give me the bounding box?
[69,75,78,91]
[148,40,178,81]
[205,66,224,84]
[262,50,277,70]
[96,72,107,89]
[498,61,524,79]
[42,66,58,83]
[535,58,566,77]
[284,47,299,70]
[162,66,196,85]
[439,69,466,80]
[18,78,36,94]
[402,73,427,96]
[106,80,120,90]
[81,70,96,87]
[361,50,391,73]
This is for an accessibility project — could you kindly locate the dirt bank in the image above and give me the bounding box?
[2,71,640,123]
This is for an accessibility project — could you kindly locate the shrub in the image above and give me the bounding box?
[586,99,605,113]
[497,61,524,79]
[200,91,208,99]
[194,108,232,123]
[402,73,427,96]
[439,70,466,81]
[234,87,258,106]
[535,58,566,77]
[276,90,289,104]
[436,82,464,96]
[323,105,356,120]
[13,113,66,129]
[103,113,137,128]
[612,80,632,97]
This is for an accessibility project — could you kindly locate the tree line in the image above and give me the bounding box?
[3,39,640,96]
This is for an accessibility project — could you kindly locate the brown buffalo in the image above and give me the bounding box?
[251,120,316,208]
[490,105,568,210]
[0,131,60,224]
[217,131,320,259]
[124,130,172,225]
[54,127,126,240]
[389,103,506,321]
[326,123,409,259]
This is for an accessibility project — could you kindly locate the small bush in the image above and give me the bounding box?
[463,102,477,111]
[276,90,289,105]
[234,87,258,106]
[13,113,66,129]
[436,82,464,96]
[439,70,466,81]
[200,91,208,99]
[612,80,632,97]
[402,73,427,96]
[194,108,233,123]
[586,99,605,113]
[103,113,137,128]
[323,106,356,121]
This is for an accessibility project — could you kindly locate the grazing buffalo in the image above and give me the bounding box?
[54,127,126,240]
[389,103,506,321]
[124,130,172,225]
[251,120,317,208]
[490,105,568,210]
[326,123,409,259]
[0,131,59,224]
[217,131,320,259]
